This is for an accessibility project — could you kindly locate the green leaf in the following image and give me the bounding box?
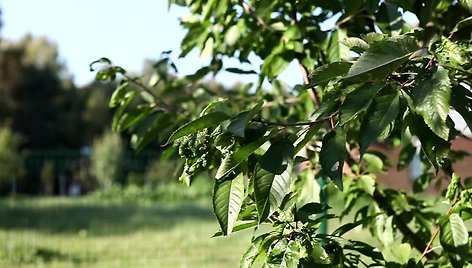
[259,138,294,175]
[332,212,382,236]
[320,129,346,190]
[293,123,322,154]
[445,173,462,202]
[407,114,450,168]
[166,112,230,144]
[397,143,416,170]
[390,243,411,264]
[213,174,245,236]
[339,83,385,125]
[227,101,263,138]
[307,62,352,87]
[359,85,400,156]
[376,2,404,34]
[343,240,384,262]
[431,37,468,70]
[412,173,434,193]
[452,15,472,33]
[451,84,472,132]
[344,35,419,82]
[226,67,257,75]
[266,240,301,268]
[342,37,369,53]
[295,202,325,223]
[439,213,469,263]
[327,28,350,63]
[215,129,278,180]
[212,220,258,237]
[109,81,129,108]
[412,66,451,140]
[240,234,270,268]
[254,167,291,223]
[262,51,293,78]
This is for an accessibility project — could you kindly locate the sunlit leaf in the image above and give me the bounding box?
[166,112,230,144]
[213,174,245,236]
[412,66,451,140]
[344,35,419,82]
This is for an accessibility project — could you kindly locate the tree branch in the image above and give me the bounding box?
[252,111,338,127]
[239,0,274,32]
[372,189,439,259]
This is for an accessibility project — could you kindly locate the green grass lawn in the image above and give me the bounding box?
[0,197,254,267]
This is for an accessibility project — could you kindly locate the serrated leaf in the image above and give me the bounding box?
[307,62,352,87]
[259,138,294,175]
[213,174,245,236]
[166,112,230,144]
[215,129,278,180]
[359,85,400,156]
[339,83,385,125]
[240,234,270,268]
[344,35,419,82]
[266,240,301,268]
[227,101,263,137]
[320,129,346,190]
[327,28,350,63]
[432,37,468,69]
[407,114,450,168]
[254,167,291,223]
[412,66,451,140]
[439,213,469,263]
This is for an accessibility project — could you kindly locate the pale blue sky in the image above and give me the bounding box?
[0,0,303,87]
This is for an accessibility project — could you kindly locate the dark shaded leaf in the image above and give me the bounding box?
[254,167,291,223]
[260,138,294,175]
[339,83,385,125]
[320,129,346,190]
[359,85,400,156]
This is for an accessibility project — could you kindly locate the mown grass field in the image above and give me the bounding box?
[0,197,254,267]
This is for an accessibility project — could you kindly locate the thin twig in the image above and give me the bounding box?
[123,74,178,113]
[420,193,460,260]
[240,0,274,32]
[252,111,339,127]
[373,189,440,260]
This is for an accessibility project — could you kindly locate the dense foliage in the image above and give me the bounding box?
[93,0,472,267]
